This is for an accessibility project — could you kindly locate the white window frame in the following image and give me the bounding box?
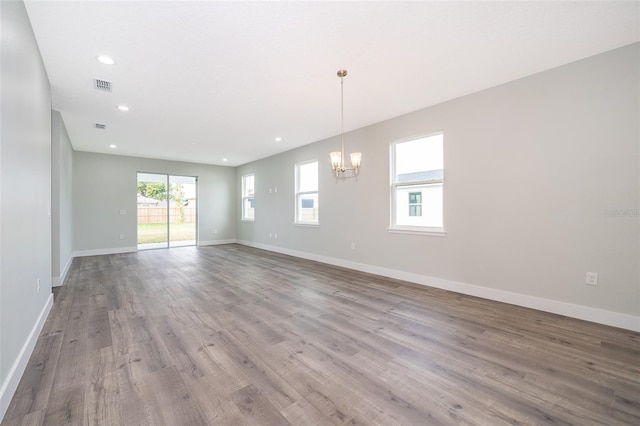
[295,160,319,226]
[390,133,445,236]
[241,173,255,221]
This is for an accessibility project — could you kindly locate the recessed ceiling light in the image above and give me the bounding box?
[109,144,117,149]
[97,55,115,65]
[222,158,228,162]
[275,137,282,142]
[117,105,129,111]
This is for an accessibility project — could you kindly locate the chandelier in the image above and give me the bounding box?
[330,70,361,177]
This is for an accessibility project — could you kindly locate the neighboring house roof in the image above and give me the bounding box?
[396,169,444,183]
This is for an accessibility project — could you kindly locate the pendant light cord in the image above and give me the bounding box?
[340,73,345,170]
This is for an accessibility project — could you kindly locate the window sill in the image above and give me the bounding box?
[241,219,255,223]
[294,222,319,228]
[388,226,446,236]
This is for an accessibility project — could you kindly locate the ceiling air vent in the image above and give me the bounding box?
[94,123,106,130]
[93,79,112,92]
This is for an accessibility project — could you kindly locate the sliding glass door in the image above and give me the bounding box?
[168,175,197,247]
[137,173,197,250]
[137,173,169,249]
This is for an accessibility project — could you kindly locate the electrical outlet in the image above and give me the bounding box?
[214,229,218,234]
[269,233,272,238]
[586,272,598,286]
[119,234,125,240]
[274,233,278,239]
[119,209,126,215]
[350,242,356,250]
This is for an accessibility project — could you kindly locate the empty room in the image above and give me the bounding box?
[1,1,639,425]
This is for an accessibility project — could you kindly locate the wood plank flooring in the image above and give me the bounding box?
[3,244,639,425]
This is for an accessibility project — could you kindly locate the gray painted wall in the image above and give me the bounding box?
[0,0,52,395]
[51,110,73,283]
[236,43,640,317]
[73,152,236,252]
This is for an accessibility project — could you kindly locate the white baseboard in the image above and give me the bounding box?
[73,246,137,258]
[52,255,73,287]
[236,240,640,332]
[0,294,53,422]
[198,239,237,246]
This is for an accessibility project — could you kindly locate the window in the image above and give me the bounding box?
[391,133,444,233]
[295,160,319,225]
[242,173,255,221]
[409,192,422,216]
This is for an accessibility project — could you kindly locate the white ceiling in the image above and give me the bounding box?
[24,1,640,167]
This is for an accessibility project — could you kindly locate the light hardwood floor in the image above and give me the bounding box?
[3,244,639,425]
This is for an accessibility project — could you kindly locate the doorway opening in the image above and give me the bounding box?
[137,173,197,250]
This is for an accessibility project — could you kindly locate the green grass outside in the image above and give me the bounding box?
[137,222,196,244]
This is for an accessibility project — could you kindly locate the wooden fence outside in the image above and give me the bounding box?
[137,207,196,224]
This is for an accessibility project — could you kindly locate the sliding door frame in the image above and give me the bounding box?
[137,172,198,250]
